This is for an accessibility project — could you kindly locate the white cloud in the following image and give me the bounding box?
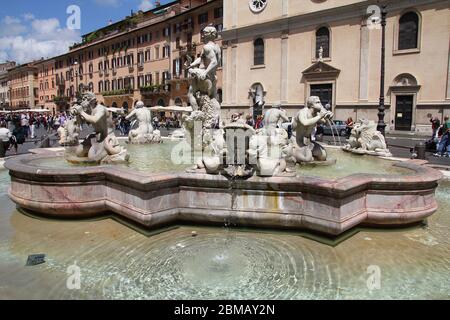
[0,16,80,64]
[139,0,155,11]
[0,16,27,37]
[95,0,121,7]
[32,18,60,35]
[22,13,35,21]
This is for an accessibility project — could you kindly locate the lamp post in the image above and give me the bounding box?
[73,61,79,101]
[377,5,387,136]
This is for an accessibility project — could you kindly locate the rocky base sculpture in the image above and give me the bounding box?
[58,117,80,147]
[126,101,162,145]
[343,119,392,157]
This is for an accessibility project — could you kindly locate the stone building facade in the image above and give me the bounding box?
[8,62,39,110]
[49,0,223,114]
[221,0,450,133]
[34,58,58,113]
[0,61,16,110]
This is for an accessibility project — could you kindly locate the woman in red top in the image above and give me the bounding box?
[345,117,354,139]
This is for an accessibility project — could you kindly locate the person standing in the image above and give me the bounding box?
[346,117,354,139]
[430,116,441,140]
[0,121,12,158]
[435,116,450,157]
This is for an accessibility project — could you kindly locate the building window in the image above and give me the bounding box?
[398,12,419,50]
[138,52,144,65]
[217,89,223,104]
[316,27,330,59]
[198,13,208,25]
[145,74,152,86]
[157,98,165,107]
[214,7,223,19]
[175,98,183,106]
[163,27,171,37]
[138,75,144,88]
[215,24,223,33]
[163,45,170,58]
[99,81,103,93]
[254,38,264,66]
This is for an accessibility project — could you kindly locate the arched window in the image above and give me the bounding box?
[217,89,223,104]
[98,81,104,93]
[88,82,93,92]
[316,27,330,59]
[254,38,264,66]
[157,98,165,107]
[174,98,183,106]
[398,12,419,50]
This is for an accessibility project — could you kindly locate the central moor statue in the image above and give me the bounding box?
[291,96,333,163]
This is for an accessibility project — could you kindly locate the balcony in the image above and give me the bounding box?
[128,65,134,73]
[112,68,117,76]
[140,84,171,95]
[101,88,134,97]
[137,63,144,71]
[99,69,104,77]
[53,96,70,105]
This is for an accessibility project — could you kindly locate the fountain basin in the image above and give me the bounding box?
[4,151,442,236]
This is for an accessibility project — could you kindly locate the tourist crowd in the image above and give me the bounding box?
[429,115,450,157]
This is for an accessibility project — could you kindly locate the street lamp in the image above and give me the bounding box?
[73,61,79,101]
[377,5,388,136]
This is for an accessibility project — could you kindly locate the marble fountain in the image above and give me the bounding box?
[1,27,449,300]
[4,26,443,238]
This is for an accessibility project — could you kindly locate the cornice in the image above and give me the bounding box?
[222,0,448,41]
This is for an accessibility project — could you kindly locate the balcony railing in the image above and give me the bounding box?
[101,88,134,96]
[140,84,170,95]
[53,96,70,104]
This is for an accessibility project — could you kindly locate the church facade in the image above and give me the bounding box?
[220,0,450,133]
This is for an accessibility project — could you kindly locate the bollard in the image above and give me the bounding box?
[40,135,50,148]
[415,142,426,160]
[0,141,5,158]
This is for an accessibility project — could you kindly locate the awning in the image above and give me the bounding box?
[149,106,193,113]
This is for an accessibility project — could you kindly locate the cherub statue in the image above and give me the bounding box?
[186,25,221,128]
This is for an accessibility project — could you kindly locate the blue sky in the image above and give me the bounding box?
[0,0,172,64]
